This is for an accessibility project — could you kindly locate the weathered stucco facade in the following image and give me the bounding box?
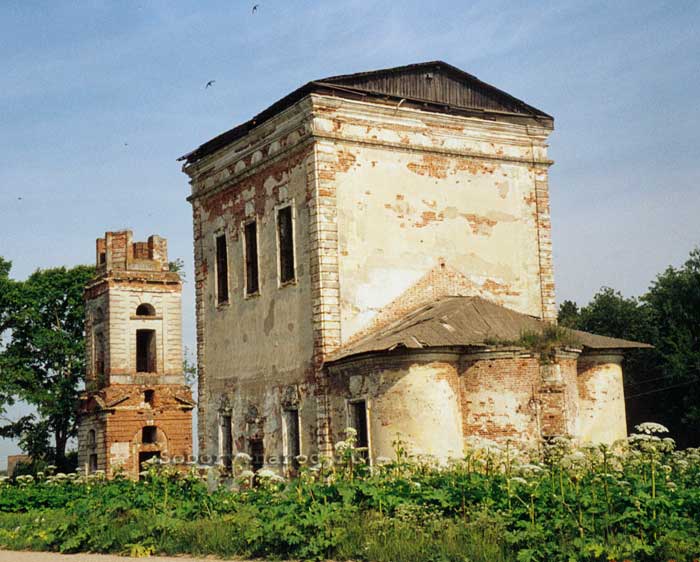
[182,62,646,470]
[77,231,194,478]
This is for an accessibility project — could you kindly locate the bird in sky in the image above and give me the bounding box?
[205,80,216,89]
[252,4,259,14]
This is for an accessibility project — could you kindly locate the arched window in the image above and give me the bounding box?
[136,303,156,317]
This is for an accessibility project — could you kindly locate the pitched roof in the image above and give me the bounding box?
[180,61,553,165]
[327,296,651,363]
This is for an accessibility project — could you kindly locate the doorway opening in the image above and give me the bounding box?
[138,451,160,477]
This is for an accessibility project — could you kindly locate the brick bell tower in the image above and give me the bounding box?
[77,230,194,478]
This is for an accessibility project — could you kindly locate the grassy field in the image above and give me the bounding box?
[1,424,699,561]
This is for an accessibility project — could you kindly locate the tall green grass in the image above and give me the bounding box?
[1,424,699,561]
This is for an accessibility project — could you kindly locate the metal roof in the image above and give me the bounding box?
[180,61,553,165]
[327,296,651,363]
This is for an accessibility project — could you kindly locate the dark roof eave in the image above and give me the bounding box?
[325,344,487,367]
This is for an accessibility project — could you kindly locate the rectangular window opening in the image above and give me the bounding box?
[144,389,155,406]
[284,409,301,469]
[277,206,295,284]
[221,415,232,472]
[94,332,105,379]
[244,221,259,295]
[136,329,156,373]
[350,401,369,461]
[215,234,229,304]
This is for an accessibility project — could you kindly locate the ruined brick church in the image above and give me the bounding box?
[79,61,647,476]
[178,61,649,470]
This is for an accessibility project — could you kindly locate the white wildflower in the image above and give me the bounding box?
[345,427,357,438]
[519,463,544,474]
[635,422,669,435]
[334,440,349,452]
[234,452,252,463]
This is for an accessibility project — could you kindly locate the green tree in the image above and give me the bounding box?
[0,261,94,470]
[557,299,580,328]
[576,287,653,343]
[643,248,700,442]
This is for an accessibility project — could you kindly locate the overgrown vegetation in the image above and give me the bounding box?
[484,324,580,364]
[1,426,699,561]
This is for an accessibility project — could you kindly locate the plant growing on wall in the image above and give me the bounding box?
[517,325,580,364]
[484,325,580,364]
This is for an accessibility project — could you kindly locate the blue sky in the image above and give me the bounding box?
[1,0,699,467]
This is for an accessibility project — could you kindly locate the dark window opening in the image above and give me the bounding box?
[285,409,301,469]
[215,234,229,304]
[142,426,157,444]
[249,438,264,473]
[89,453,98,473]
[244,221,259,295]
[88,429,96,449]
[94,333,105,378]
[277,206,295,284]
[136,329,156,373]
[144,390,155,406]
[221,415,232,472]
[136,303,156,316]
[350,401,369,461]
